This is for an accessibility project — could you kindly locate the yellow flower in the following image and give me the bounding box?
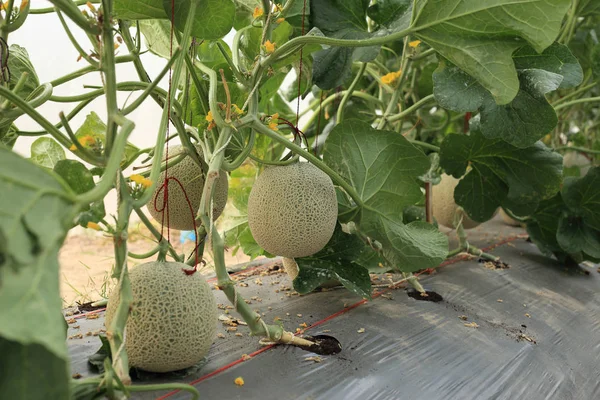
[86,1,96,12]
[79,135,96,146]
[206,110,214,122]
[408,40,421,48]
[140,178,152,188]
[86,222,101,231]
[271,112,279,120]
[70,144,77,151]
[263,40,276,54]
[20,0,28,11]
[130,174,145,185]
[268,121,278,131]
[274,3,283,12]
[253,6,263,18]
[276,17,285,24]
[234,377,245,386]
[381,70,402,85]
[232,104,244,115]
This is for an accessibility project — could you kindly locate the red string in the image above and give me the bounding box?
[464,112,472,133]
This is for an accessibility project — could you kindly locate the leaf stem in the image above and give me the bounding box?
[408,139,440,152]
[554,145,600,155]
[387,94,435,122]
[56,8,98,67]
[554,96,600,111]
[336,63,367,125]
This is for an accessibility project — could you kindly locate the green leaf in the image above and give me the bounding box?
[7,44,39,100]
[196,40,234,81]
[513,42,583,89]
[410,0,571,105]
[526,194,566,256]
[433,62,560,148]
[439,128,563,221]
[561,167,600,230]
[283,0,311,29]
[164,0,235,40]
[29,138,65,169]
[556,216,600,259]
[310,0,380,89]
[138,19,178,59]
[0,338,69,400]
[324,120,448,272]
[0,148,74,397]
[294,224,372,298]
[75,112,139,166]
[53,160,95,195]
[114,0,168,19]
[367,0,410,26]
[240,22,293,70]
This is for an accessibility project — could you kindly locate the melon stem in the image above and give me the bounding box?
[198,122,309,345]
[456,222,499,262]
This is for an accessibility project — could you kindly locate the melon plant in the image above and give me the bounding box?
[146,145,229,230]
[3,0,600,399]
[105,261,217,373]
[247,162,338,258]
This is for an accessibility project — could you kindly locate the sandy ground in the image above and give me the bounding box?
[59,220,254,307]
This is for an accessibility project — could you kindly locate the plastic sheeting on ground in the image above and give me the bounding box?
[66,218,600,400]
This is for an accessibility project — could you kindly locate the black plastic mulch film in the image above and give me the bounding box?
[67,218,600,400]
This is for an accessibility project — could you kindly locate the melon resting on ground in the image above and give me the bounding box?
[105,261,217,373]
[147,144,228,231]
[247,162,338,258]
[432,173,480,230]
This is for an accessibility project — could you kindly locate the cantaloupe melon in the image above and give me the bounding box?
[432,173,480,229]
[147,145,228,231]
[105,261,217,373]
[247,162,337,258]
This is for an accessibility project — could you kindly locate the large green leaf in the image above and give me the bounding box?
[294,225,372,298]
[367,0,410,26]
[323,120,448,272]
[0,148,75,398]
[114,0,168,19]
[310,0,381,89]
[138,19,178,59]
[433,61,560,148]
[410,0,571,105]
[439,128,563,221]
[513,42,583,89]
[54,160,95,195]
[164,0,235,40]
[29,138,65,169]
[526,168,600,265]
[0,339,69,400]
[562,167,600,231]
[7,44,39,100]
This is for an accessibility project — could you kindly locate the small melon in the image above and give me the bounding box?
[432,173,480,229]
[105,261,217,373]
[147,145,228,231]
[247,162,337,258]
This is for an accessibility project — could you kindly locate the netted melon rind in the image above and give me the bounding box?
[147,145,228,231]
[432,173,480,230]
[247,162,338,258]
[105,261,217,373]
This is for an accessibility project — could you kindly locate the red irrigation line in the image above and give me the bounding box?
[157,234,526,399]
